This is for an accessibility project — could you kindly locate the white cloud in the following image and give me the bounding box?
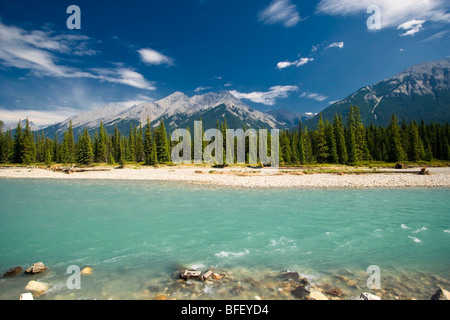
[326,41,344,49]
[0,21,155,90]
[398,19,425,36]
[194,86,212,92]
[277,57,314,69]
[316,0,450,30]
[301,92,328,102]
[0,107,80,127]
[138,48,174,66]
[259,0,303,28]
[224,82,233,87]
[230,85,298,106]
[417,30,449,43]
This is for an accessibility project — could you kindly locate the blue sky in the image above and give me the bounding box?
[0,0,449,126]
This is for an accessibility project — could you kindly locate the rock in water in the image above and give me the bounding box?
[360,292,381,300]
[81,267,93,275]
[326,287,345,297]
[431,288,450,300]
[25,281,49,296]
[309,289,328,300]
[180,269,202,280]
[2,266,23,278]
[291,286,310,299]
[279,272,299,281]
[25,262,46,274]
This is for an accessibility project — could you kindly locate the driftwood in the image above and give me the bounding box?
[52,165,111,174]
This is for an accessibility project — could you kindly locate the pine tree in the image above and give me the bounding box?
[12,121,23,164]
[144,117,156,165]
[387,114,407,163]
[135,124,144,163]
[61,120,75,164]
[77,128,94,165]
[315,113,329,163]
[297,121,305,164]
[21,118,36,164]
[408,121,424,161]
[155,120,170,163]
[325,119,338,163]
[334,114,347,164]
[53,133,60,163]
[128,123,135,162]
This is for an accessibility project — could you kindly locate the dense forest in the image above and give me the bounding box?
[1,106,449,166]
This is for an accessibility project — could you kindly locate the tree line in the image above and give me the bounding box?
[0,106,449,166]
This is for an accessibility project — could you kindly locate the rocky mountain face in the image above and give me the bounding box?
[306,58,450,128]
[41,91,311,139]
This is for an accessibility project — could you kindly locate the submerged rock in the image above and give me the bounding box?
[309,289,328,300]
[2,266,23,278]
[81,267,93,275]
[279,272,299,281]
[291,286,310,299]
[25,262,46,274]
[326,287,345,297]
[431,288,450,300]
[25,281,49,296]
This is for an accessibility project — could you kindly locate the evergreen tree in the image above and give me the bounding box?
[334,114,347,164]
[77,128,94,165]
[144,117,156,165]
[61,120,75,164]
[408,121,424,161]
[315,113,329,163]
[128,123,135,162]
[21,119,36,164]
[155,120,170,163]
[297,121,305,164]
[12,121,23,163]
[387,114,407,163]
[53,133,60,163]
[325,119,338,163]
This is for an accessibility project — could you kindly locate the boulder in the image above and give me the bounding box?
[25,262,46,274]
[291,286,310,299]
[25,281,49,296]
[180,269,202,280]
[19,293,34,300]
[2,266,23,278]
[431,288,450,300]
[326,287,345,297]
[360,292,381,300]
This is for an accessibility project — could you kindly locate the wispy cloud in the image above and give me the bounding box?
[259,0,303,28]
[138,48,174,66]
[230,85,298,106]
[398,19,425,36]
[417,30,449,43]
[194,86,212,92]
[301,92,328,102]
[326,41,344,49]
[316,0,450,32]
[0,106,80,127]
[0,21,155,90]
[277,57,314,70]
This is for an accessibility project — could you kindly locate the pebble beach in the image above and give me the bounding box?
[0,166,449,188]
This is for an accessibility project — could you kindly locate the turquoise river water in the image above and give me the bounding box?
[0,179,449,300]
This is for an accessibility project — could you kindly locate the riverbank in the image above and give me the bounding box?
[0,166,449,188]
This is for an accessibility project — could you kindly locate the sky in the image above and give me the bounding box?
[0,0,449,127]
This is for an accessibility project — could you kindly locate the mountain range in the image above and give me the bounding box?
[9,58,450,138]
[41,91,314,139]
[306,58,450,128]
